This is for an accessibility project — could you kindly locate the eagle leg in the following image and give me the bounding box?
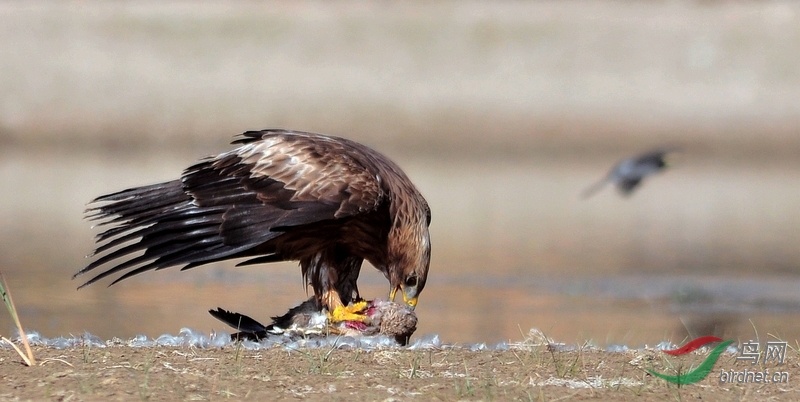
[329,302,369,323]
[322,290,369,323]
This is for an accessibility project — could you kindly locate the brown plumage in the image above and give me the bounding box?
[75,129,431,322]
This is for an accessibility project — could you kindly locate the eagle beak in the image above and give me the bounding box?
[405,295,418,310]
[389,285,418,310]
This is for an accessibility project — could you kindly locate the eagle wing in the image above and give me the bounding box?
[75,130,385,287]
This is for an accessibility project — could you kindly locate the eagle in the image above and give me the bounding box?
[581,147,679,198]
[75,129,432,323]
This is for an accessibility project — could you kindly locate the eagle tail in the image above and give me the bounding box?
[76,180,271,287]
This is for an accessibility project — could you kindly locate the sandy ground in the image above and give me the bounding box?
[2,334,799,401]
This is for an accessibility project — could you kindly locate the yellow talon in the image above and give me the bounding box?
[328,301,369,323]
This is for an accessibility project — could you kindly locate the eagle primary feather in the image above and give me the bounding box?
[76,129,431,320]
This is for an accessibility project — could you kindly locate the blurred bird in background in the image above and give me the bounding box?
[582,147,680,198]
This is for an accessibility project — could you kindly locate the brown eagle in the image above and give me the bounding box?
[75,129,431,323]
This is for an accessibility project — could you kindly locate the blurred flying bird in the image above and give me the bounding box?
[582,148,678,198]
[76,129,431,323]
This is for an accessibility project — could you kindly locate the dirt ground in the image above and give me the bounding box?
[2,336,799,402]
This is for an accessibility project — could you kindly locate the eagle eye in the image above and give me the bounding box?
[404,275,418,288]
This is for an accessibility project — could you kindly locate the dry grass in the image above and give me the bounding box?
[1,329,799,401]
[0,273,34,366]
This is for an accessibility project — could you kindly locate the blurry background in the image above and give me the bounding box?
[2,1,799,346]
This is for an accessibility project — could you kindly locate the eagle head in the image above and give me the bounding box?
[387,201,431,310]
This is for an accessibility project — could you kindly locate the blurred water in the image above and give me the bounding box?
[2,1,800,346]
[2,147,799,346]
